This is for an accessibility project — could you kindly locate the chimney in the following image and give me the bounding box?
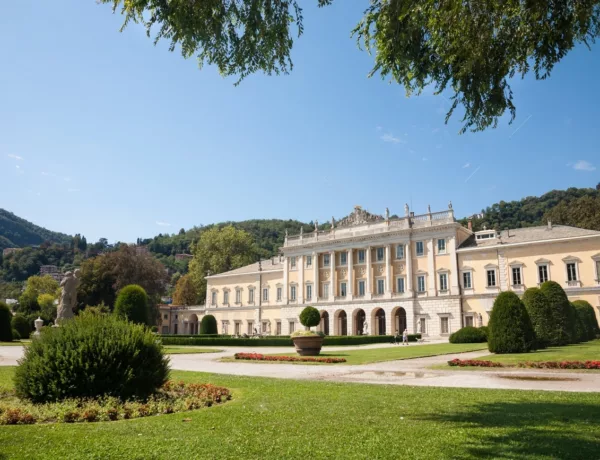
[467,219,472,231]
[547,219,552,230]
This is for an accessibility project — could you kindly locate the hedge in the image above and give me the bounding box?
[200,315,218,334]
[522,287,553,348]
[488,291,536,354]
[539,281,573,346]
[160,334,422,347]
[572,300,600,340]
[449,327,487,344]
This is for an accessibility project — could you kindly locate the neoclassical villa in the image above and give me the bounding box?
[159,205,600,338]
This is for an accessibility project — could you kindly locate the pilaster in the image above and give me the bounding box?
[449,235,459,295]
[385,244,392,299]
[313,251,319,300]
[298,255,304,304]
[427,239,436,296]
[406,241,413,294]
[283,256,289,304]
[366,246,372,300]
[330,250,336,300]
[347,249,354,300]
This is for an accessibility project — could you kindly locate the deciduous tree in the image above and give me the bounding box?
[172,274,198,306]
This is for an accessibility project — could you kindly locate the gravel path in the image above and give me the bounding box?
[2,344,599,393]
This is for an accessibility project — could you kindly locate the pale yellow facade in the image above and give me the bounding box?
[162,206,600,337]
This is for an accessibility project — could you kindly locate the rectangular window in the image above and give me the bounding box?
[276,287,282,301]
[396,245,405,259]
[163,314,168,320]
[463,272,472,289]
[567,263,578,282]
[340,252,348,266]
[416,241,424,257]
[464,316,474,327]
[290,285,297,301]
[236,289,241,304]
[262,288,268,302]
[441,317,449,334]
[249,288,255,303]
[223,291,229,304]
[289,321,295,334]
[323,283,330,299]
[358,280,365,296]
[419,317,426,334]
[248,322,254,335]
[417,275,426,293]
[306,284,312,301]
[290,256,296,269]
[439,273,448,291]
[538,265,549,284]
[340,282,347,297]
[162,325,169,334]
[323,254,330,267]
[512,267,522,286]
[376,247,384,262]
[397,277,405,293]
[306,255,312,267]
[596,260,600,282]
[437,239,446,254]
[377,279,385,295]
[358,250,365,264]
[211,292,217,305]
[276,321,282,336]
[487,270,496,287]
[235,322,241,335]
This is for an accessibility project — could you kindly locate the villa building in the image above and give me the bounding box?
[160,205,600,338]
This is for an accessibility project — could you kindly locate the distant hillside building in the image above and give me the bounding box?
[2,248,21,257]
[39,265,63,283]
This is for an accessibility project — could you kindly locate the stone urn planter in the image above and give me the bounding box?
[292,334,324,356]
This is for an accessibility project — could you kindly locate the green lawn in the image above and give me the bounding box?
[478,340,600,365]
[0,366,599,459]
[264,342,488,365]
[163,346,222,355]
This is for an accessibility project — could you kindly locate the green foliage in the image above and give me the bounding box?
[449,327,487,344]
[172,274,198,306]
[572,300,600,340]
[14,313,169,403]
[544,195,600,231]
[11,314,30,340]
[488,292,536,354]
[571,303,589,343]
[11,328,20,340]
[299,306,321,328]
[114,285,149,325]
[0,208,71,249]
[539,281,573,346]
[0,302,13,342]
[522,287,553,348]
[199,315,218,335]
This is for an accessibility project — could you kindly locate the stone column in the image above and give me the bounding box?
[347,249,354,300]
[298,255,304,304]
[449,235,459,295]
[366,246,372,300]
[406,241,413,294]
[427,239,436,296]
[313,251,319,300]
[385,244,392,298]
[283,256,289,304]
[328,311,335,336]
[330,250,336,300]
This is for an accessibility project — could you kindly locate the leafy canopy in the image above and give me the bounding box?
[114,284,150,325]
[172,274,198,306]
[299,306,321,328]
[101,1,600,133]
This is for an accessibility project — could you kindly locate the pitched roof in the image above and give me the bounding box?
[458,225,600,250]
[207,258,284,278]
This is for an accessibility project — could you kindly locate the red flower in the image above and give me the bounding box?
[234,353,346,363]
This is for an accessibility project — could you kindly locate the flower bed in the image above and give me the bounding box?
[0,380,231,425]
[234,352,346,363]
[448,359,600,370]
[447,359,504,368]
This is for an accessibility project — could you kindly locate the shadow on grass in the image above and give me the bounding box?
[418,401,600,459]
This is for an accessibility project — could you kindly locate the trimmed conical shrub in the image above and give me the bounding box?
[572,300,599,340]
[200,314,218,334]
[539,281,572,346]
[522,287,553,349]
[0,302,13,342]
[571,303,588,343]
[488,291,536,354]
[114,285,149,325]
[11,313,31,340]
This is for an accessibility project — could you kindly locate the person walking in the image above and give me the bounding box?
[402,328,409,346]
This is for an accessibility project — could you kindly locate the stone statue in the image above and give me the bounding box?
[56,269,80,324]
[285,229,288,238]
[385,207,390,221]
[331,216,335,229]
[314,220,319,232]
[404,203,409,217]
[477,313,483,328]
[448,200,453,209]
[428,204,431,214]
[362,321,368,335]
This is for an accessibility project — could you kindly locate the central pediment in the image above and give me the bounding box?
[337,206,383,227]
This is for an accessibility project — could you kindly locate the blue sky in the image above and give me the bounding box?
[1,1,598,243]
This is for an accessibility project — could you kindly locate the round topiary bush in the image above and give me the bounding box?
[449,326,487,343]
[488,291,536,354]
[11,314,31,340]
[14,313,169,403]
[572,300,599,341]
[0,301,13,342]
[299,306,321,329]
[200,314,218,334]
[114,285,149,325]
[539,281,574,346]
[522,287,552,349]
[571,303,588,343]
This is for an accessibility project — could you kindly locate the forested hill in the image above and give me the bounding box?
[0,209,72,249]
[460,185,600,232]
